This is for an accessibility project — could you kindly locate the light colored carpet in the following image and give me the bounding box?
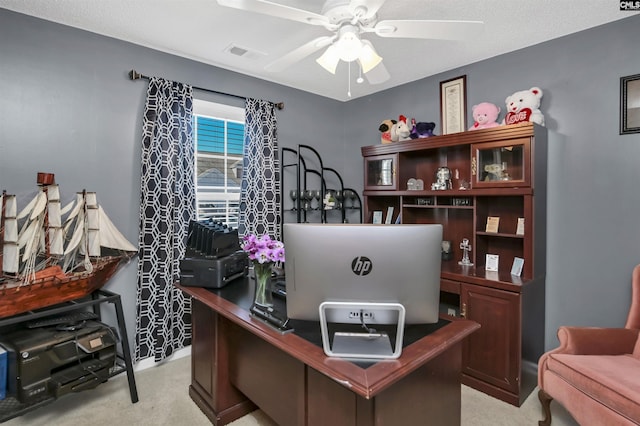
[4,355,578,426]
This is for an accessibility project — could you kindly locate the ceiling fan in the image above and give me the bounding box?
[216,0,483,85]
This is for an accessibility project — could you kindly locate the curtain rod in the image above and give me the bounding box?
[128,69,284,110]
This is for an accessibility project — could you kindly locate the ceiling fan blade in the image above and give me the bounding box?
[348,0,387,20]
[374,20,483,40]
[217,0,331,27]
[265,36,334,72]
[364,61,390,85]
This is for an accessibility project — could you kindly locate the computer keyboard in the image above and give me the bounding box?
[26,311,99,328]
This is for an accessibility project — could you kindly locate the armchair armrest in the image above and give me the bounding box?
[553,326,639,356]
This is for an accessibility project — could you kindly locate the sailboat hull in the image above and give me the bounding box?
[0,255,132,319]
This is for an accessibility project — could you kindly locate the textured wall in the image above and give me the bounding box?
[345,15,640,348]
[1,8,639,354]
[0,9,347,356]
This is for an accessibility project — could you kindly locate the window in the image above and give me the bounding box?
[193,99,245,227]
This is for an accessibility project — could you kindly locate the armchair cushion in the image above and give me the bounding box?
[546,353,640,422]
[634,335,640,359]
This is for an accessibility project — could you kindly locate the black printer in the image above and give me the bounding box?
[0,320,117,404]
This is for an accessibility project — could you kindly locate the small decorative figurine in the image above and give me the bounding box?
[431,167,452,190]
[441,240,453,261]
[459,238,474,266]
[323,191,336,209]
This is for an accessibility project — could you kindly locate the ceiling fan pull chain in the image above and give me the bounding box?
[347,60,352,97]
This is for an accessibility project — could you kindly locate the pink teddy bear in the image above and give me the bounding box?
[469,102,501,131]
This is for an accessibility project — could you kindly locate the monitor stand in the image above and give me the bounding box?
[319,301,406,360]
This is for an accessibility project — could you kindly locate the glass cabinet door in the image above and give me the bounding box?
[472,139,530,188]
[364,154,398,190]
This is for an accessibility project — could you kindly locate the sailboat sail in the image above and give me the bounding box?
[2,194,19,274]
[47,185,64,256]
[86,192,100,257]
[16,191,42,220]
[97,206,137,252]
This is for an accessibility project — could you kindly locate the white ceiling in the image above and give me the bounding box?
[1,0,637,102]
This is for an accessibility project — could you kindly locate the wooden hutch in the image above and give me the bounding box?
[361,122,547,406]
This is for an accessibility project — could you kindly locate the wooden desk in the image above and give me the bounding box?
[176,281,479,426]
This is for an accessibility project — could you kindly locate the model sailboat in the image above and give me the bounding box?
[0,172,137,318]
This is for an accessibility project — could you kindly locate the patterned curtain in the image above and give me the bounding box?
[239,98,281,240]
[135,77,195,362]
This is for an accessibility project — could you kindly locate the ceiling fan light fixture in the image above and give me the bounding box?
[335,29,362,62]
[358,40,382,73]
[316,44,341,74]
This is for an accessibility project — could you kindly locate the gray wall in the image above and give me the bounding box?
[0,9,348,356]
[1,8,639,355]
[345,15,640,348]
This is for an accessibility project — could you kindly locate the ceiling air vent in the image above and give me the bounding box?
[224,44,266,60]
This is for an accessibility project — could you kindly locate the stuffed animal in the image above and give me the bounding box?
[378,119,396,144]
[483,163,506,181]
[502,87,545,126]
[391,115,412,142]
[409,118,436,139]
[469,102,501,131]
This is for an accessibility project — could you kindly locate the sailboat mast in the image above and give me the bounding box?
[37,173,55,262]
[82,189,90,258]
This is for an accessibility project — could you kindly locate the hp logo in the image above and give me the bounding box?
[351,256,373,276]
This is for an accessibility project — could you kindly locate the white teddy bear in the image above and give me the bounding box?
[502,87,545,126]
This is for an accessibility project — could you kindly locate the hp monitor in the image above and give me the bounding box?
[283,223,442,325]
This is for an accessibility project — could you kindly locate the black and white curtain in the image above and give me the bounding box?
[135,77,195,362]
[239,98,281,240]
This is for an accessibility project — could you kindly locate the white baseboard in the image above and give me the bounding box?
[133,346,192,372]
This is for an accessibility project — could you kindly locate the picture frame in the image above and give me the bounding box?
[620,73,640,135]
[485,254,499,272]
[372,210,383,224]
[440,75,467,135]
[511,257,524,277]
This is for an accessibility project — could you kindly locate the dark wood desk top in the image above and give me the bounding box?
[177,281,479,399]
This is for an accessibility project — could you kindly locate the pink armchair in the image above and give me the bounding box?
[537,264,640,425]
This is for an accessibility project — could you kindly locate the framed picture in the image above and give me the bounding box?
[372,210,383,224]
[620,73,640,134]
[440,75,467,135]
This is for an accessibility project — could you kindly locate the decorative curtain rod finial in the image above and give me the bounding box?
[129,69,145,80]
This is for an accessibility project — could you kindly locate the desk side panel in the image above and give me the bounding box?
[191,299,255,425]
[375,342,461,426]
[229,325,306,426]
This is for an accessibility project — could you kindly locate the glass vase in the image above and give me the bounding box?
[252,262,274,309]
